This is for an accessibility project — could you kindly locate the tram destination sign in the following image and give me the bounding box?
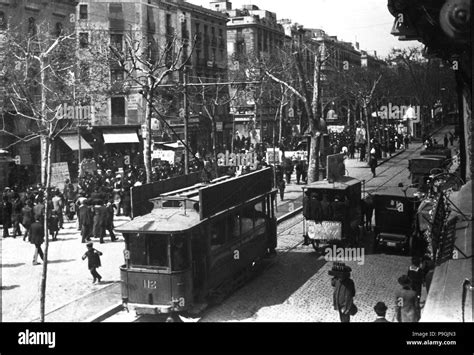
[199,167,273,220]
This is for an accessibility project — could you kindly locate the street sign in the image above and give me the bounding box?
[50,162,70,190]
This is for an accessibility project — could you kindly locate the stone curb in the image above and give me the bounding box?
[87,302,124,323]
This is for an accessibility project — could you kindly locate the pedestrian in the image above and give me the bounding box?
[30,217,45,265]
[82,242,103,283]
[78,199,93,243]
[369,149,377,178]
[443,134,449,148]
[51,190,64,229]
[330,263,356,323]
[105,200,117,242]
[395,274,420,322]
[407,256,423,298]
[33,198,45,224]
[47,211,60,241]
[277,178,285,201]
[11,193,23,237]
[21,200,33,241]
[284,159,293,184]
[359,143,366,162]
[92,200,108,243]
[373,301,390,322]
[1,194,12,238]
[295,161,303,185]
[403,135,410,149]
[348,141,355,159]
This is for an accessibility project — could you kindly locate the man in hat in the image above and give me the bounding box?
[331,264,356,322]
[407,256,423,298]
[373,301,390,322]
[395,275,420,322]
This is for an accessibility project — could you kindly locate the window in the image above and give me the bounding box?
[128,233,169,268]
[149,236,168,267]
[79,32,89,48]
[110,34,123,51]
[79,4,88,20]
[111,97,125,124]
[0,11,7,30]
[210,218,226,249]
[171,235,189,271]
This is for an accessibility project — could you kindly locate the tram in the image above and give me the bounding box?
[116,168,277,316]
[302,176,362,251]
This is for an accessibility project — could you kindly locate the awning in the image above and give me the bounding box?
[60,135,92,150]
[103,129,139,144]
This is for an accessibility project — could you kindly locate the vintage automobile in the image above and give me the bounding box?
[373,187,422,254]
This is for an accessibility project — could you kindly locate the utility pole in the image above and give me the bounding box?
[183,69,189,175]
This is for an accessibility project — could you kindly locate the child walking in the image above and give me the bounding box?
[82,242,103,283]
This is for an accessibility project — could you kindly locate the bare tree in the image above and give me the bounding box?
[2,20,118,322]
[110,30,195,182]
[263,40,330,182]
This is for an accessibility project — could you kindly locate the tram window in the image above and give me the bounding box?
[171,235,189,271]
[148,235,169,267]
[162,200,183,208]
[210,218,226,248]
[129,233,147,266]
[227,213,240,240]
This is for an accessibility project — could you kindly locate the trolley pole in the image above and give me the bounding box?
[183,69,189,175]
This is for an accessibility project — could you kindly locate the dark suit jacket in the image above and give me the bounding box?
[332,277,356,312]
[29,221,45,245]
[374,317,390,322]
[78,205,92,226]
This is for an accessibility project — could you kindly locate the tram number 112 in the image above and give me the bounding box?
[143,280,157,289]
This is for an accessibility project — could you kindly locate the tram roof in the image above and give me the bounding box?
[116,207,201,234]
[371,187,420,199]
[303,176,361,191]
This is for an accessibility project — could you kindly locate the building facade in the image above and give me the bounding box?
[75,0,228,158]
[211,1,286,146]
[0,0,78,175]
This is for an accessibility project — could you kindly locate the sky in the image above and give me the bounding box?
[187,0,422,58]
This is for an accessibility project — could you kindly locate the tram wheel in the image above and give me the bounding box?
[311,240,320,252]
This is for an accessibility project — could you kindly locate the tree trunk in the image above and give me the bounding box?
[211,117,219,177]
[144,82,154,184]
[40,136,52,322]
[40,136,48,185]
[363,103,372,165]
